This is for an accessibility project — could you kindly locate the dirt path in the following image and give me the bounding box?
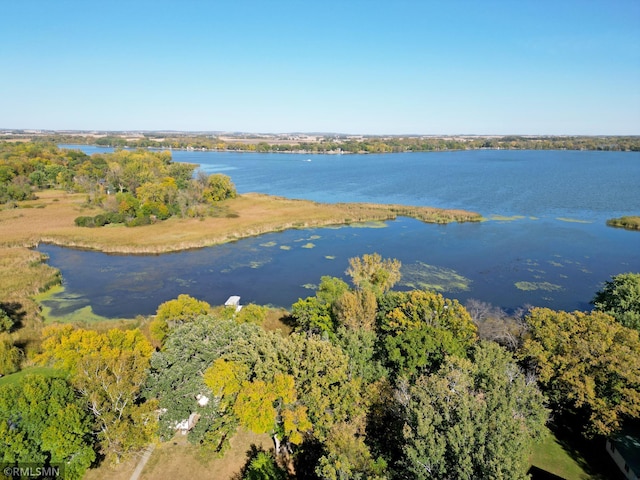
[130,444,155,480]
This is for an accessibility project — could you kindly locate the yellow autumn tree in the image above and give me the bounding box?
[36,325,156,464]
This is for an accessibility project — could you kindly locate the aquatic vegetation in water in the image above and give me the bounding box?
[348,221,388,229]
[308,235,321,240]
[302,283,317,290]
[514,281,563,292]
[401,261,471,292]
[556,217,592,224]
[548,261,563,267]
[260,241,278,247]
[279,245,292,250]
[35,285,117,323]
[325,255,336,260]
[488,215,526,222]
[174,277,194,287]
[302,243,315,249]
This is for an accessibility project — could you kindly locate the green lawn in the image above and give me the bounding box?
[529,427,591,480]
[0,366,66,387]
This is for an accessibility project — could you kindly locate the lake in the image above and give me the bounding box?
[40,146,640,318]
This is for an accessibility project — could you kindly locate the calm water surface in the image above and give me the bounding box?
[41,147,640,318]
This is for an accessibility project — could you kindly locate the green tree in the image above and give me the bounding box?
[592,272,640,331]
[316,420,388,480]
[0,374,95,479]
[0,333,21,375]
[0,306,14,333]
[291,276,350,336]
[291,296,333,336]
[243,451,287,480]
[400,342,547,480]
[379,290,477,379]
[519,307,640,436]
[346,253,401,295]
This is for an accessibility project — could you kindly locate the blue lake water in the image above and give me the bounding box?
[41,146,640,318]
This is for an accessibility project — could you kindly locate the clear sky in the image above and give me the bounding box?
[1,0,639,135]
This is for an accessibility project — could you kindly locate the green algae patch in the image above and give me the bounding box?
[308,235,321,240]
[401,261,471,292]
[348,221,388,229]
[301,243,315,249]
[279,245,292,250]
[515,281,563,292]
[556,217,592,224]
[35,286,128,323]
[260,241,278,247]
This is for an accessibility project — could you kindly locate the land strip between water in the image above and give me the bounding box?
[0,190,481,254]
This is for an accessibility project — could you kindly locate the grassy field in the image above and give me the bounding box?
[82,429,272,480]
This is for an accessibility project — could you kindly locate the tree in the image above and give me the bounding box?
[379,290,477,379]
[0,333,20,375]
[243,451,287,480]
[592,272,640,331]
[291,296,333,336]
[346,253,401,295]
[316,420,388,480]
[291,276,351,336]
[465,298,528,350]
[235,303,268,324]
[232,373,312,453]
[333,289,377,331]
[203,173,237,203]
[278,334,364,442]
[0,374,95,479]
[400,342,547,480]
[519,307,640,436]
[144,318,265,451]
[150,294,212,343]
[36,325,156,464]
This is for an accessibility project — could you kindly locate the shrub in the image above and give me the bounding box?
[74,216,95,227]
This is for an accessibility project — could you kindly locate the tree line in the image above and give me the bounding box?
[5,133,640,153]
[2,254,638,479]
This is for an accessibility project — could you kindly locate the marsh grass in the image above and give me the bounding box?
[0,247,61,358]
[1,191,481,254]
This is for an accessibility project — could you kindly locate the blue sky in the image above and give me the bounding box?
[1,0,639,135]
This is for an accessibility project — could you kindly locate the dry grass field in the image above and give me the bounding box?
[0,190,480,253]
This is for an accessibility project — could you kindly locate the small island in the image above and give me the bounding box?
[606,215,640,231]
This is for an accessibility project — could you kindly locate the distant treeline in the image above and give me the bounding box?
[5,133,640,153]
